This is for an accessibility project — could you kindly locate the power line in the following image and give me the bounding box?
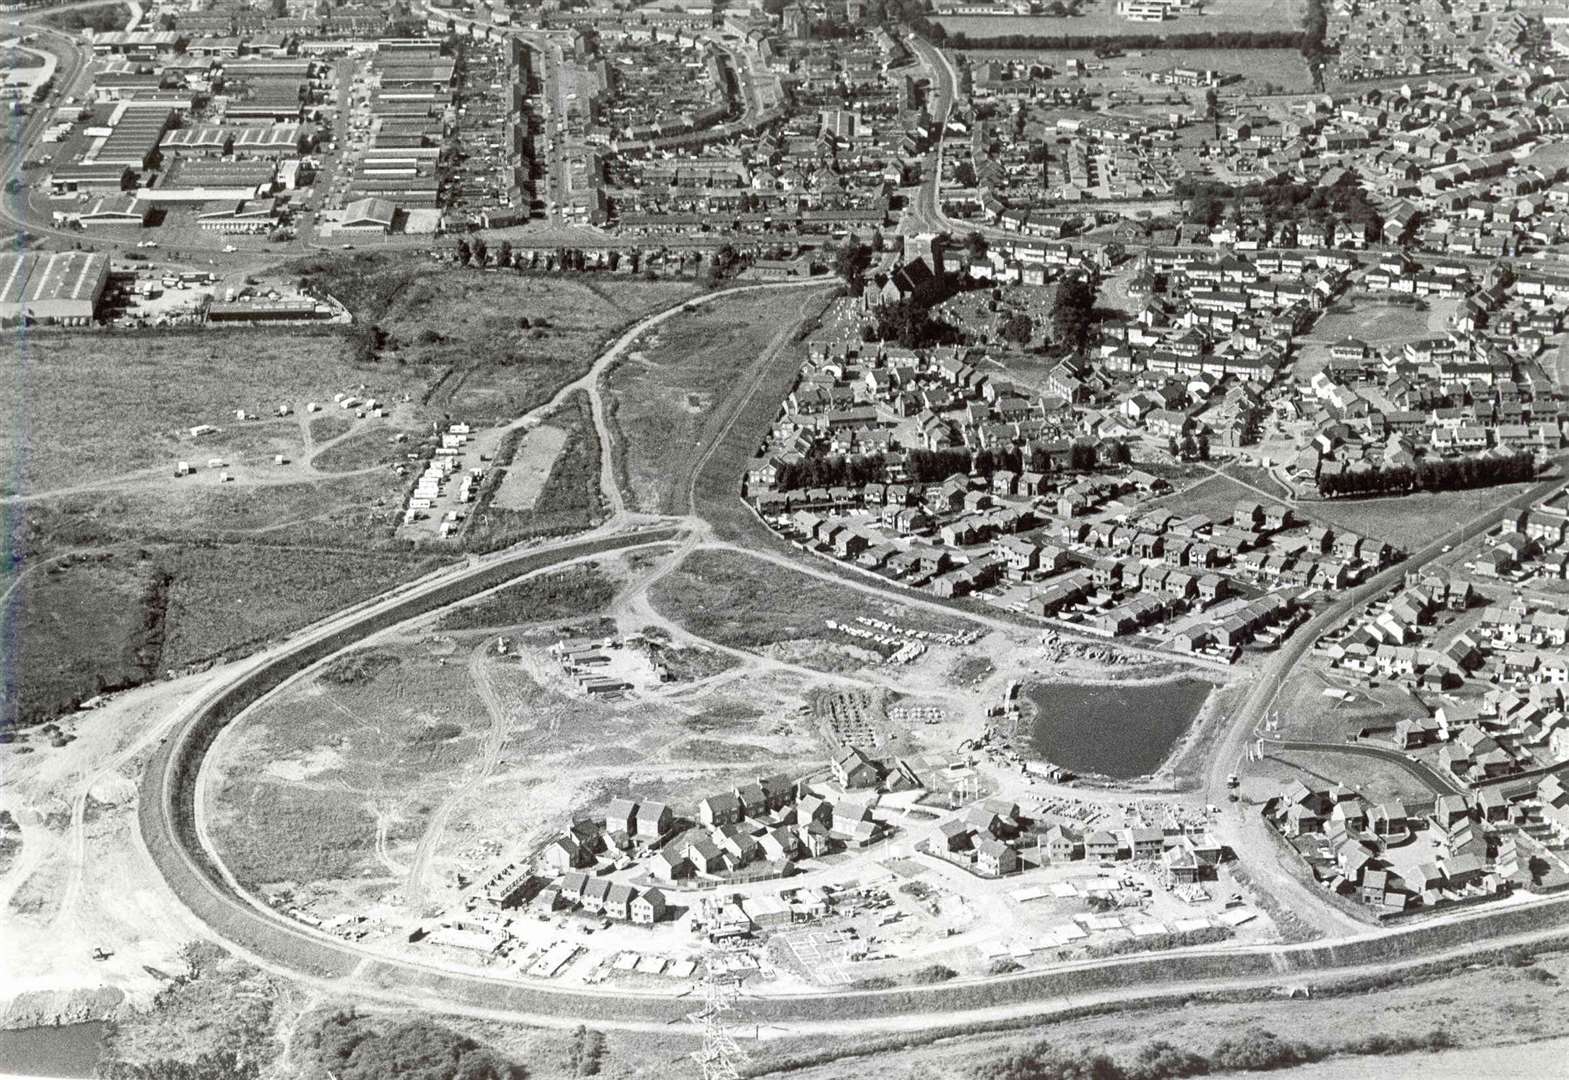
[688,966,750,1080]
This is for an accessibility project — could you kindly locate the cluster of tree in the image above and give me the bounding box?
[309,1011,526,1080]
[1317,451,1535,498]
[879,0,945,41]
[46,2,130,32]
[99,1050,260,1080]
[833,239,874,292]
[455,241,658,275]
[351,322,398,364]
[1302,0,1331,58]
[941,29,1311,52]
[998,313,1034,346]
[705,242,741,285]
[865,298,963,349]
[974,1027,1456,1080]
[908,447,979,483]
[774,453,888,492]
[900,441,1125,485]
[808,18,857,39]
[1172,432,1211,461]
[1181,174,1380,230]
[1055,439,1130,471]
[1051,278,1097,353]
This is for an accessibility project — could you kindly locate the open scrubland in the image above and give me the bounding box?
[647,547,964,669]
[2,259,704,727]
[291,255,700,421]
[465,391,604,549]
[0,329,417,496]
[204,638,495,892]
[436,562,619,632]
[743,943,1569,1080]
[603,287,833,514]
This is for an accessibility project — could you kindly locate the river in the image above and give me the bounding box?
[0,1022,104,1079]
[1023,677,1213,779]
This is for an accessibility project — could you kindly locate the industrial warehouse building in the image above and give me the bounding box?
[337,197,397,233]
[139,159,277,203]
[0,252,110,325]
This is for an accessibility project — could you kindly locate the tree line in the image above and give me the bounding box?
[771,439,1129,492]
[940,28,1311,51]
[974,1026,1454,1080]
[1317,451,1535,498]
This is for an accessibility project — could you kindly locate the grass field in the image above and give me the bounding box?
[938,0,1306,38]
[605,288,830,514]
[1151,470,1267,522]
[1311,300,1434,345]
[1303,481,1540,551]
[1222,462,1293,500]
[1251,748,1436,804]
[1,540,441,725]
[465,391,603,549]
[309,414,354,443]
[311,426,419,472]
[648,548,962,662]
[1268,662,1425,744]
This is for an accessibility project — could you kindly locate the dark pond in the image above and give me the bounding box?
[1024,678,1212,779]
[0,1022,105,1079]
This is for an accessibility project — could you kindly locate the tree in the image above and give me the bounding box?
[311,1012,526,1080]
[454,238,471,265]
[705,243,739,285]
[176,941,227,981]
[1051,277,1097,353]
[497,240,512,269]
[101,1049,261,1080]
[999,312,1034,345]
[833,239,873,292]
[871,298,961,348]
[966,231,988,259]
[471,238,487,267]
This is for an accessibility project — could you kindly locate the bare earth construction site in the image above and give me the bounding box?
[7,1,1569,1078]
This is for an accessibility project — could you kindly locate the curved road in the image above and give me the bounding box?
[1264,740,1464,798]
[131,273,1569,1032]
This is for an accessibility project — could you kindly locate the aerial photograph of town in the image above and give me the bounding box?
[5,0,1569,1076]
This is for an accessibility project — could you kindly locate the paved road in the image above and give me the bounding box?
[132,266,1569,1031]
[1194,460,1569,932]
[1264,740,1465,797]
[905,35,961,237]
